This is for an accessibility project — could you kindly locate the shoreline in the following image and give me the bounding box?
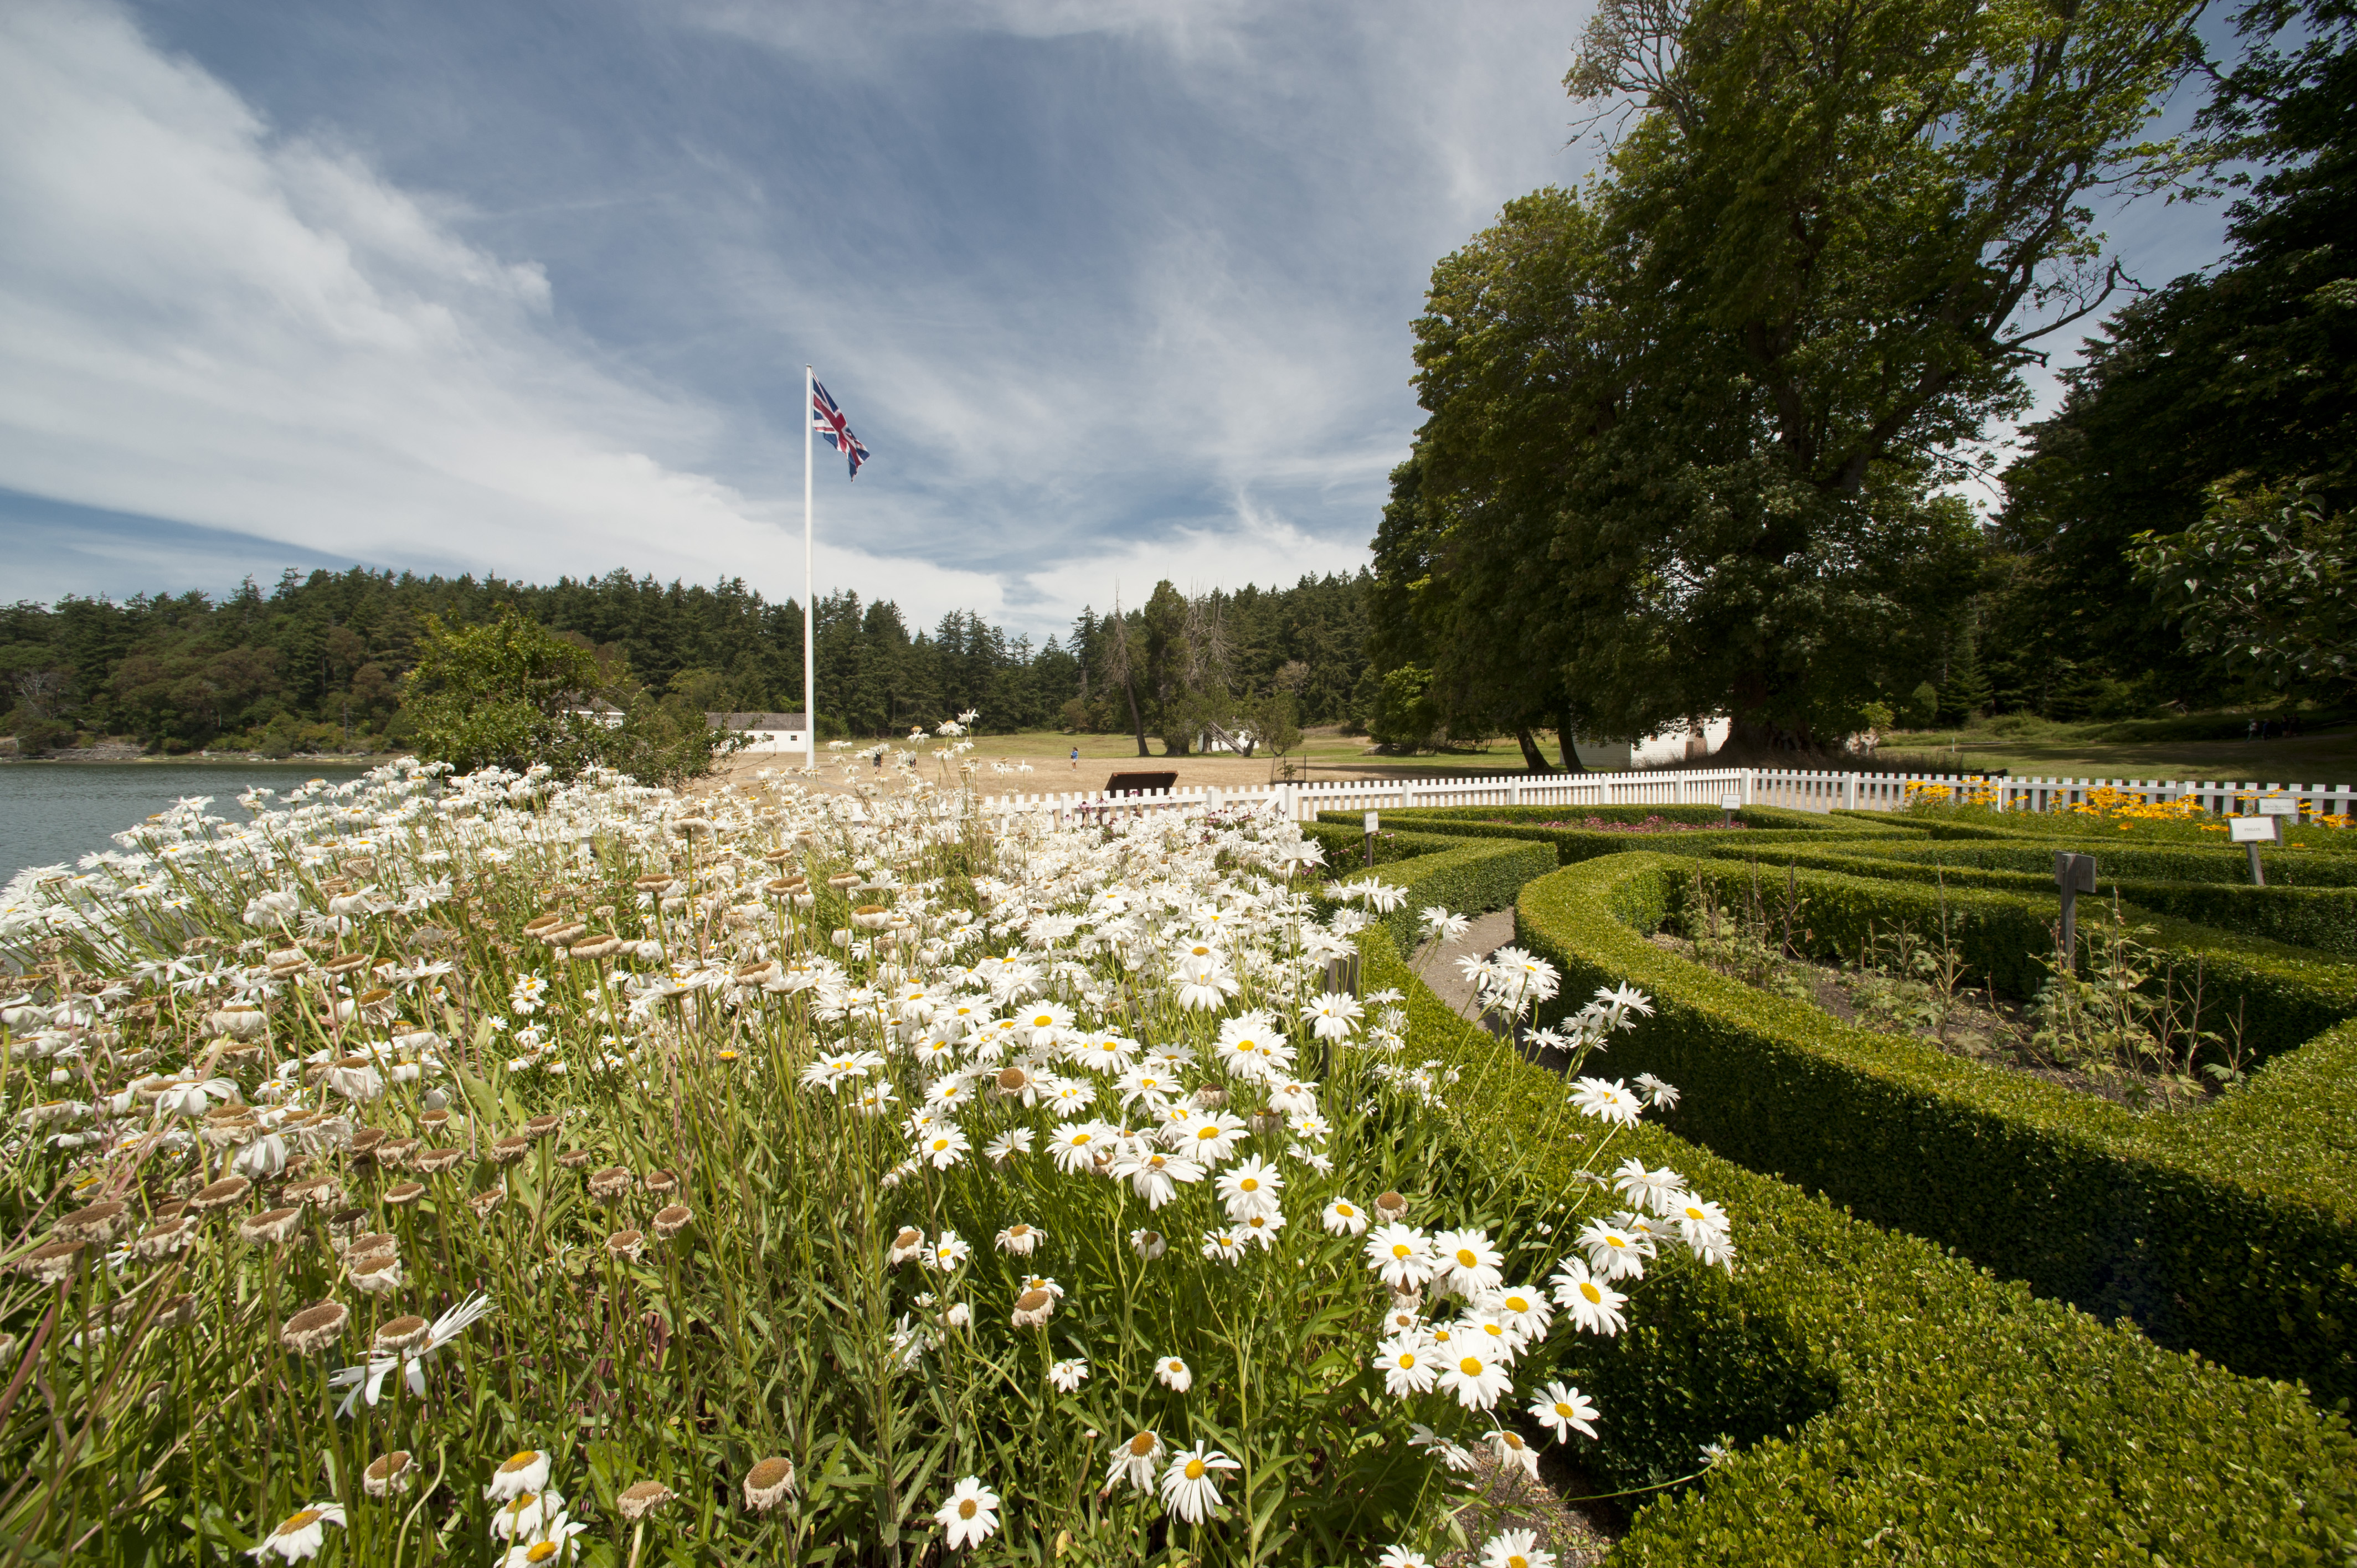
[0,752,402,766]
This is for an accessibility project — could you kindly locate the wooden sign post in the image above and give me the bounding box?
[1363,809,1380,868]
[1721,791,1741,828]
[2053,852,2097,967]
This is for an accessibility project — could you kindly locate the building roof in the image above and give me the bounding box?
[706,712,809,730]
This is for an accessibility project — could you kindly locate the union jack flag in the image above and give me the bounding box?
[811,379,870,479]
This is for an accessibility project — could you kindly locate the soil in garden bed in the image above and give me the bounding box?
[1480,815,1746,833]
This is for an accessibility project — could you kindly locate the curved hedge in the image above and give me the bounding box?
[1852,836,2357,885]
[1299,820,1553,952]
[1687,839,2357,956]
[1512,852,2357,1397]
[1671,857,2357,1051]
[1352,857,2357,1564]
[1318,803,1926,870]
[1828,806,2357,853]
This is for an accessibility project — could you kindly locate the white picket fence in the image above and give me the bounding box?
[975,766,2357,826]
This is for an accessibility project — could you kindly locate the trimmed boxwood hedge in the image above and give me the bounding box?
[1318,803,1925,870]
[1300,819,1553,952]
[1511,852,2357,1397]
[1689,838,2357,956]
[1828,806,2357,854]
[1835,830,2357,884]
[1351,852,2357,1564]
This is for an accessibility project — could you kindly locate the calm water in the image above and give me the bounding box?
[0,762,370,882]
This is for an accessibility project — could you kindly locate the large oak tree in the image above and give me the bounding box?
[1380,0,2205,750]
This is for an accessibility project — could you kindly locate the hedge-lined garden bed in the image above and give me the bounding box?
[1509,852,2357,1397]
[1684,838,2357,955]
[1348,842,2357,1564]
[1829,805,2357,852]
[1315,803,1927,869]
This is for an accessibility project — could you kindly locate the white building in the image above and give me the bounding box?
[1573,716,1730,771]
[708,711,810,752]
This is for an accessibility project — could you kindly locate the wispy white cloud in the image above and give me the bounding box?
[0,1,1010,622]
[2,0,2236,638]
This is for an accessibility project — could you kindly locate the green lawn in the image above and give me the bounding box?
[1874,715,2357,784]
[947,726,1547,776]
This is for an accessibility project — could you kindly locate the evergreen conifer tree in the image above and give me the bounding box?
[1939,628,1993,724]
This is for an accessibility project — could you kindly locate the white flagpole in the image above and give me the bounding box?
[803,364,817,770]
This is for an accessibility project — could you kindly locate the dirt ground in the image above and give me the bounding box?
[706,748,1406,797]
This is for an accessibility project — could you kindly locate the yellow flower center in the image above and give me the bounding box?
[1034,1015,1051,1027]
[278,1510,322,1533]
[1685,1206,1705,1221]
[1459,1356,1483,1376]
[503,1451,538,1470]
[959,1499,978,1519]
[1555,1402,1573,1419]
[1398,1352,1417,1368]
[932,1138,949,1152]
[1455,1248,1476,1268]
[1510,1556,1530,1568]
[1185,1459,1206,1479]
[1241,1178,1258,1191]
[1581,1282,1603,1304]
[1607,1235,1626,1249]
[1130,1432,1157,1456]
[1337,1205,1355,1217]
[1392,1244,1411,1259]
[527,1546,558,1564]
[1169,1360,1184,1373]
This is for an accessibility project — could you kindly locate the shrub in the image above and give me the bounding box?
[1689,838,2357,955]
[404,606,737,785]
[1357,894,2357,1565]
[1669,858,2357,1049]
[1302,821,1555,952]
[1838,804,2357,852]
[1511,852,2357,1396]
[1844,835,2357,884]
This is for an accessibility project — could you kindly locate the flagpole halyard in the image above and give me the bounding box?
[803,363,816,771]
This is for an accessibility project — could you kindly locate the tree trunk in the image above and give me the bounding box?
[1514,727,1552,773]
[1555,708,1586,772]
[1123,672,1149,757]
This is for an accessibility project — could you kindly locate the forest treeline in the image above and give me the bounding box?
[0,566,1372,756]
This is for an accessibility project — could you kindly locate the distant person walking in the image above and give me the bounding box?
[1071,746,1079,770]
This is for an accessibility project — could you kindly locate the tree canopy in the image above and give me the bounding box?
[1378,0,2211,750]
[1993,0,2356,711]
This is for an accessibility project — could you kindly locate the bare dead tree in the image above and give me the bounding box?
[1102,586,1149,758]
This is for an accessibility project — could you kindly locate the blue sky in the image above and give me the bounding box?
[0,0,2236,638]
